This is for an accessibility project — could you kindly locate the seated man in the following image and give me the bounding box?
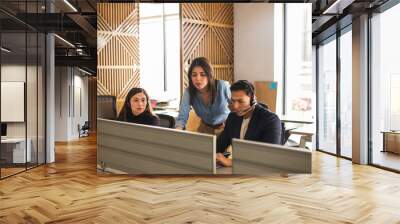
[216,80,282,167]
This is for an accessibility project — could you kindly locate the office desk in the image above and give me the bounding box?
[289,127,314,149]
[280,116,314,125]
[382,131,400,154]
[154,109,179,118]
[278,116,315,149]
[1,138,32,164]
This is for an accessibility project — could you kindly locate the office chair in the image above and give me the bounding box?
[157,114,176,128]
[258,102,270,110]
[281,122,289,145]
[258,103,290,145]
[79,121,90,138]
[97,95,117,120]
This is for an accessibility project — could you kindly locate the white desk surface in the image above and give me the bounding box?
[289,127,314,136]
[154,109,179,118]
[1,138,27,143]
[279,115,314,124]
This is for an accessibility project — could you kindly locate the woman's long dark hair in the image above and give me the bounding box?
[187,57,217,105]
[118,88,156,121]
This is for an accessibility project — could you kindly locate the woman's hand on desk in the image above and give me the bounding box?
[216,153,232,167]
[175,126,183,130]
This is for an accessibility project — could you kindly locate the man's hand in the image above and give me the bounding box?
[216,153,232,167]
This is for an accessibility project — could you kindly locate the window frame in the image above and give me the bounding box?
[368,0,400,173]
[139,3,180,101]
[314,23,353,160]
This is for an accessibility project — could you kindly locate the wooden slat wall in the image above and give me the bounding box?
[97,3,233,100]
[88,77,97,131]
[97,3,140,101]
[181,3,234,91]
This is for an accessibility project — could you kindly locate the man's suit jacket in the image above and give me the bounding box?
[217,103,282,153]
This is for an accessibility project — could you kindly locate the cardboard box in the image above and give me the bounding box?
[254,81,277,112]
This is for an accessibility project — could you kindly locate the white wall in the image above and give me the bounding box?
[72,73,89,138]
[55,67,89,141]
[1,65,26,139]
[1,63,46,163]
[1,65,35,137]
[234,3,275,82]
[55,66,69,141]
[273,4,283,115]
[1,65,26,82]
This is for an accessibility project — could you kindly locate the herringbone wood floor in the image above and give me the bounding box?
[1,135,400,223]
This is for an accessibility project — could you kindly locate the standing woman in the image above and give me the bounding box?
[176,57,231,134]
[117,88,160,126]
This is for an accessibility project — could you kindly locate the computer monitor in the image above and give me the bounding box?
[97,118,216,174]
[232,139,312,174]
[1,123,7,137]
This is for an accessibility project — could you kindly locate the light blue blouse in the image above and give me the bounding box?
[176,80,231,128]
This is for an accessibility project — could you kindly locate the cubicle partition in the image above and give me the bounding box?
[232,139,312,174]
[97,118,216,174]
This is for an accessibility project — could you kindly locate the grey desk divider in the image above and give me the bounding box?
[97,118,216,174]
[232,139,312,174]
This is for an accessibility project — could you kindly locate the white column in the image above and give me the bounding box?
[234,3,275,82]
[46,32,55,163]
[352,14,369,164]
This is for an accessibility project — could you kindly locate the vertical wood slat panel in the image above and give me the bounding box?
[88,77,97,131]
[98,3,233,100]
[181,3,234,92]
[97,3,140,102]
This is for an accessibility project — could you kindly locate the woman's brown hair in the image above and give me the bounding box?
[117,88,156,121]
[187,57,217,105]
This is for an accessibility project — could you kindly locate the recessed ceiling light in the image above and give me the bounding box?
[78,67,93,76]
[322,0,354,15]
[63,0,78,12]
[54,34,75,48]
[1,47,11,53]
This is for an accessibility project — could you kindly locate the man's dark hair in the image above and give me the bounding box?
[230,80,255,105]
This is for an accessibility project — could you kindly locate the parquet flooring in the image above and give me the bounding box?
[1,135,400,223]
[1,167,26,178]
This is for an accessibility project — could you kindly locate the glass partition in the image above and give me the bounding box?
[370,3,400,171]
[339,28,352,158]
[317,36,337,155]
[0,1,46,179]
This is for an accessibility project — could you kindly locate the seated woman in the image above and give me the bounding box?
[216,80,282,167]
[176,57,231,135]
[117,88,160,126]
